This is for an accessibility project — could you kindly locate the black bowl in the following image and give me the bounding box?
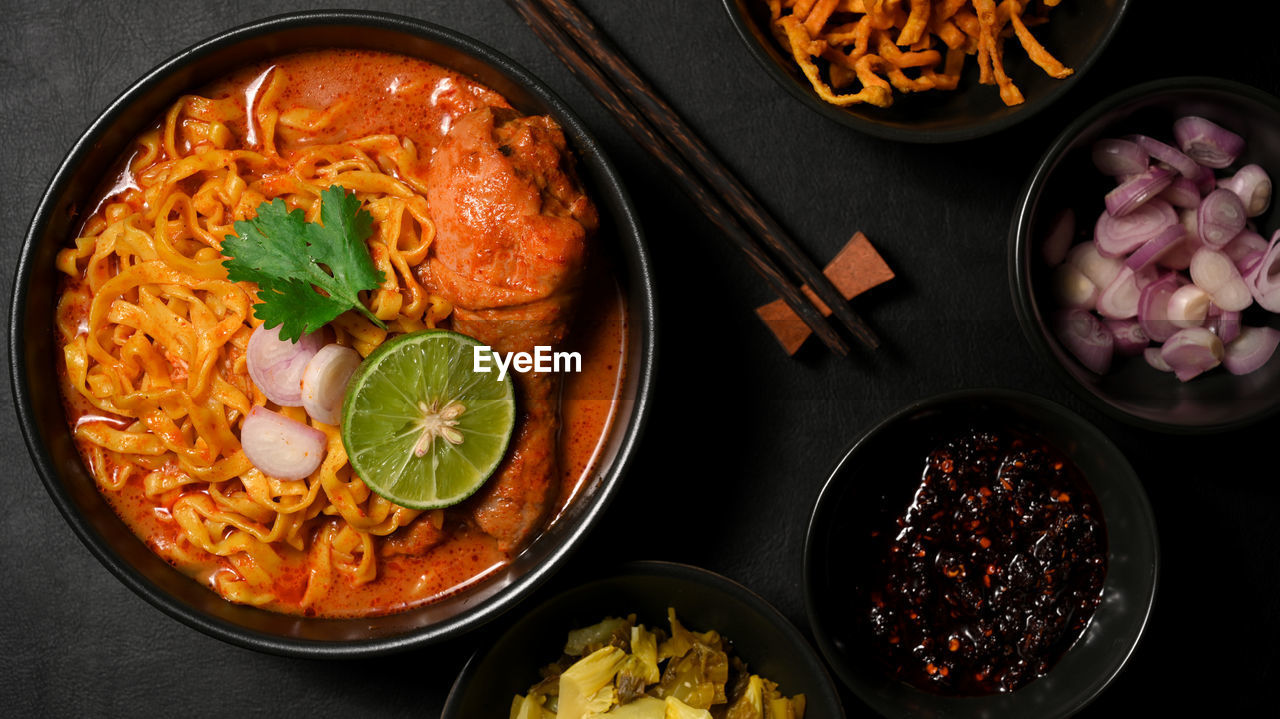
[722,0,1129,143]
[8,10,655,657]
[1010,77,1280,432]
[443,561,844,717]
[805,389,1157,718]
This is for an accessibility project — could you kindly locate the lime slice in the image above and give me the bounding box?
[341,329,515,510]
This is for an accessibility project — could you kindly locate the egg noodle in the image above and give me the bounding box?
[54,65,454,610]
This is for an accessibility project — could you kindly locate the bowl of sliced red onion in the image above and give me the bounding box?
[1011,77,1280,432]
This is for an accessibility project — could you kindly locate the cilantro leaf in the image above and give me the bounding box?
[222,186,386,341]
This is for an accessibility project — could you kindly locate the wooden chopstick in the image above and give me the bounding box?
[518,0,880,352]
[503,0,858,356]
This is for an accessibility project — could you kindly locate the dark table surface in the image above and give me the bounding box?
[2,0,1275,716]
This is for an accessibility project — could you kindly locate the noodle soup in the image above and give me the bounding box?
[54,49,626,618]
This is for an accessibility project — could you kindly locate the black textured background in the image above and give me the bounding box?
[2,1,1275,716]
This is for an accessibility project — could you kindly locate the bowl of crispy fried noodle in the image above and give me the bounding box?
[724,0,1129,142]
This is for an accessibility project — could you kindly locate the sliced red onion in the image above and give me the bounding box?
[1054,309,1113,374]
[1191,247,1253,311]
[1166,284,1210,328]
[1042,208,1075,267]
[1144,346,1173,372]
[1092,138,1149,176]
[1192,164,1217,195]
[1158,175,1201,208]
[1218,164,1272,217]
[1223,229,1268,263]
[1197,189,1247,248]
[1124,224,1186,272]
[1238,250,1266,277]
[247,324,325,407]
[1208,306,1242,345]
[1173,116,1245,169]
[1097,266,1144,319]
[301,344,363,425]
[1129,133,1200,177]
[1138,273,1183,342]
[1245,230,1280,311]
[1067,241,1124,288]
[241,406,327,480]
[1156,238,1198,271]
[1104,318,1149,356]
[1053,263,1099,310]
[1160,327,1224,382]
[1223,326,1280,375]
[1106,166,1175,217]
[1094,199,1176,257]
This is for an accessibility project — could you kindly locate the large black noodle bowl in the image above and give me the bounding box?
[8,10,655,657]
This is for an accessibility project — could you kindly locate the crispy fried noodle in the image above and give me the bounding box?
[765,0,1072,107]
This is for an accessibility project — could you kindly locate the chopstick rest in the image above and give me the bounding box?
[757,232,894,355]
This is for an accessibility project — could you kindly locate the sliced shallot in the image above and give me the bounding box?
[1097,266,1148,319]
[1238,250,1266,278]
[1173,116,1244,168]
[1218,164,1272,217]
[1144,346,1173,372]
[246,324,324,406]
[1193,164,1217,195]
[1094,199,1176,257]
[1197,189,1247,248]
[1157,237,1198,271]
[1208,306,1242,345]
[1091,138,1148,176]
[1056,117,1279,382]
[1223,326,1280,375]
[1244,230,1280,312]
[1124,224,1185,272]
[1190,247,1253,311]
[1130,133,1200,177]
[241,406,326,480]
[301,344,363,425]
[1105,166,1174,217]
[1159,176,1201,208]
[1104,319,1149,356]
[1160,327,1224,382]
[1166,284,1210,328]
[1137,273,1182,343]
[1055,309,1113,374]
[1223,229,1268,264]
[1067,241,1123,288]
